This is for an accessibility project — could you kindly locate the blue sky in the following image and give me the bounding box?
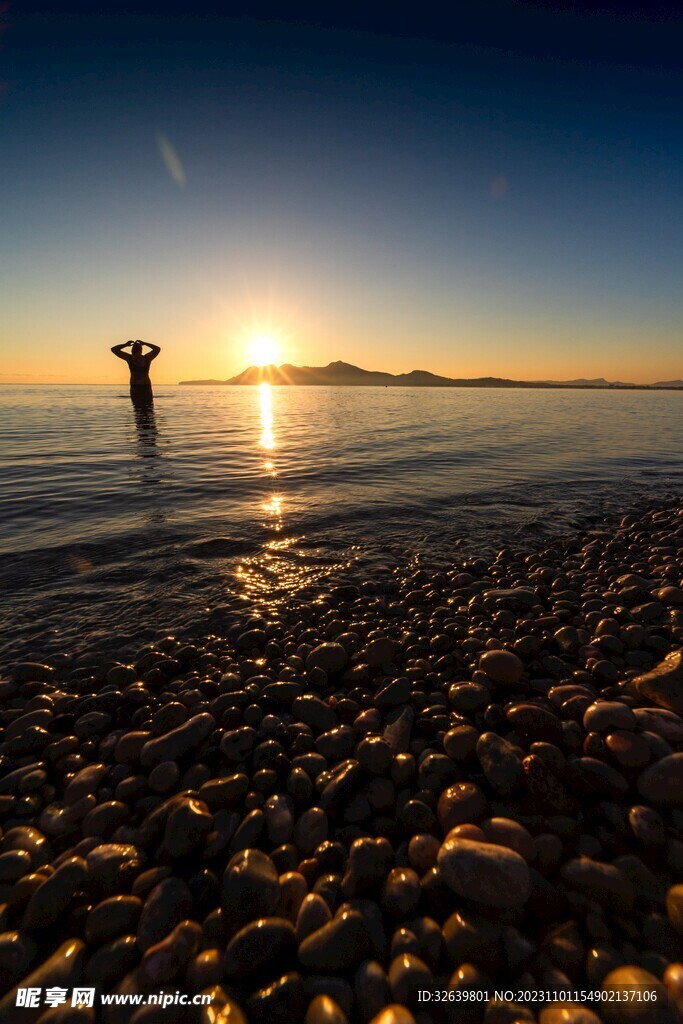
[1,2,681,383]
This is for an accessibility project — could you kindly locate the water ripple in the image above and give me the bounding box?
[0,384,680,663]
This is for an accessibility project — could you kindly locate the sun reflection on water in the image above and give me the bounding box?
[262,493,283,529]
[258,384,283,529]
[259,382,275,451]
[232,382,355,607]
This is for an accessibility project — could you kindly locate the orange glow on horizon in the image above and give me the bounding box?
[246,333,281,368]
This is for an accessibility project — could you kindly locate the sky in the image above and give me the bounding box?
[1,1,682,384]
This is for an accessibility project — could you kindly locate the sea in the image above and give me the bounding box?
[1,384,681,666]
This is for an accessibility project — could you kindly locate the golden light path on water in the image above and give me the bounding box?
[259,383,282,531]
[232,382,361,605]
[259,381,276,453]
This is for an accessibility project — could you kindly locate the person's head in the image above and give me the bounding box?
[131,341,143,355]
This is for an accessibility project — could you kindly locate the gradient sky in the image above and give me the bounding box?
[1,1,682,384]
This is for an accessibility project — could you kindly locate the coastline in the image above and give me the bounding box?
[1,499,682,1022]
[178,382,683,391]
[178,359,683,389]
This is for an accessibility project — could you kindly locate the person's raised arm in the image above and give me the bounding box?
[141,340,161,360]
[111,342,132,360]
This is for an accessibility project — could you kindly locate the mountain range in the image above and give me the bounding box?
[179,361,683,389]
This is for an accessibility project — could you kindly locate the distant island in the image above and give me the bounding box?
[179,360,683,390]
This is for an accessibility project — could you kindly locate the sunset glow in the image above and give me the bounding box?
[1,7,681,386]
[248,335,281,368]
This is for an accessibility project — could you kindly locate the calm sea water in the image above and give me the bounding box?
[1,384,681,665]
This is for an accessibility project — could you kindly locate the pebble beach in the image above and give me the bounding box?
[1,499,682,1024]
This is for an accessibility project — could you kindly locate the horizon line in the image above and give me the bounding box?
[3,379,682,388]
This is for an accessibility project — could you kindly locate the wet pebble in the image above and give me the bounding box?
[85,895,142,945]
[438,837,531,908]
[479,650,524,685]
[637,753,683,806]
[437,782,487,832]
[2,500,683,1023]
[224,917,295,979]
[298,910,373,972]
[136,877,193,952]
[476,732,523,795]
[305,994,350,1024]
[560,858,634,912]
[221,848,281,927]
[633,651,683,713]
[306,644,348,675]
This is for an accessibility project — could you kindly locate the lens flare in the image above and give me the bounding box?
[155,130,186,186]
[248,334,280,367]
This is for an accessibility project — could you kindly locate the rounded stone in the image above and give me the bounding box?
[139,918,202,984]
[305,994,350,1024]
[364,637,400,667]
[0,931,38,992]
[222,848,281,927]
[637,753,683,806]
[224,917,295,979]
[136,877,193,952]
[666,883,683,934]
[148,761,180,793]
[600,966,671,1023]
[443,725,479,761]
[628,805,665,847]
[388,953,432,1006]
[381,868,421,920]
[293,695,337,732]
[0,849,32,882]
[480,818,536,861]
[85,895,142,945]
[506,703,563,745]
[139,712,215,767]
[356,736,393,775]
[583,701,636,733]
[437,782,487,833]
[559,859,634,912]
[85,843,143,895]
[605,730,651,769]
[298,909,373,972]
[296,893,332,943]
[0,939,85,1020]
[479,650,524,685]
[22,856,88,931]
[85,934,139,986]
[220,726,256,764]
[633,651,683,713]
[341,838,386,898]
[15,811,63,860]
[448,682,489,713]
[293,807,329,854]
[476,732,523,795]
[306,644,348,675]
[437,837,531,908]
[163,797,212,858]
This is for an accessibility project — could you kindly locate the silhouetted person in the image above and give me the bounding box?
[111,339,161,404]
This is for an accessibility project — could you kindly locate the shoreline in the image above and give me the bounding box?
[1,499,682,1022]
[3,484,681,671]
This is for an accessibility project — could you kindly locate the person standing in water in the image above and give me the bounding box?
[111,339,161,404]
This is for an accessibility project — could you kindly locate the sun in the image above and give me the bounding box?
[247,334,280,367]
